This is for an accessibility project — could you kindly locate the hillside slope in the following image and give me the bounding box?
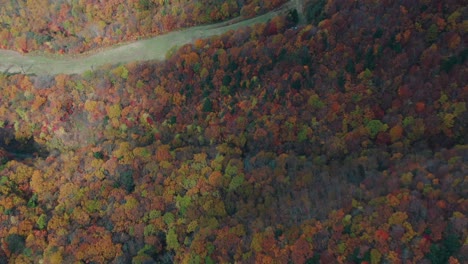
[0,0,466,263]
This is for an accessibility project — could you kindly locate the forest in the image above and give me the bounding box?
[0,0,466,263]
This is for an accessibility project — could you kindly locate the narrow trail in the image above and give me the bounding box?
[0,1,299,76]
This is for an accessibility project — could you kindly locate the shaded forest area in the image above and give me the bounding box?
[0,0,467,263]
[0,0,287,54]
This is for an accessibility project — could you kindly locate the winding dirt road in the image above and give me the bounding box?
[0,1,300,76]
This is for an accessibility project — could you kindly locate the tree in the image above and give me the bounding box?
[366,120,388,139]
[6,234,26,255]
[287,9,299,26]
[290,237,314,264]
[202,98,213,112]
[426,24,439,43]
[68,226,122,262]
[118,170,135,193]
[166,228,179,251]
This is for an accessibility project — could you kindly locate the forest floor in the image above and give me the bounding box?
[0,0,298,76]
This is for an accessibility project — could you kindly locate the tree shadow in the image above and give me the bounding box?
[0,127,48,162]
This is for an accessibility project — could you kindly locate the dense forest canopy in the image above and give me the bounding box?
[0,0,466,263]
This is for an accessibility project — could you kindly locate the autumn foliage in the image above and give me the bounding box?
[0,0,466,263]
